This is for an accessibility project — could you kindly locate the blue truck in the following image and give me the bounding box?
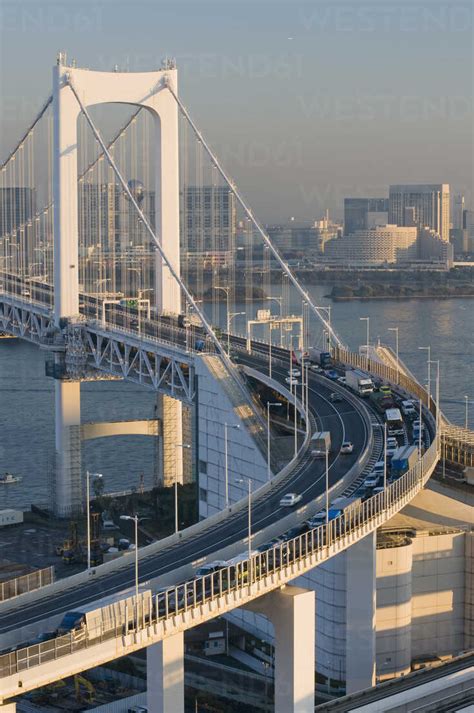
[307,348,332,369]
[390,445,419,478]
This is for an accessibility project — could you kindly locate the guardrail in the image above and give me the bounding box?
[0,434,439,679]
[0,567,54,603]
[333,346,435,414]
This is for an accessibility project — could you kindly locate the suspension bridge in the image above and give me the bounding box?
[0,55,471,712]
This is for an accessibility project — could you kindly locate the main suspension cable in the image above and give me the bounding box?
[0,95,52,170]
[164,80,344,349]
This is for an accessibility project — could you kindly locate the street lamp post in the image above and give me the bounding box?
[464,395,469,430]
[325,446,330,527]
[418,399,423,458]
[224,423,239,507]
[86,471,102,570]
[383,423,387,506]
[174,443,191,533]
[419,346,431,403]
[388,327,399,384]
[266,295,283,347]
[228,311,245,355]
[429,360,440,433]
[214,285,230,352]
[236,477,252,577]
[120,514,139,629]
[294,385,298,459]
[360,317,370,369]
[267,402,282,481]
[316,305,331,351]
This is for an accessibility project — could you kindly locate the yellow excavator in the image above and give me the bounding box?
[74,674,95,704]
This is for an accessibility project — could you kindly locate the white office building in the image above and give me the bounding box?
[324,225,418,266]
[389,184,450,243]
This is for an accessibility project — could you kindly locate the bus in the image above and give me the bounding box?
[385,408,404,437]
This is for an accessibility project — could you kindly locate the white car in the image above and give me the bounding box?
[309,364,321,372]
[363,475,380,489]
[337,376,347,385]
[195,560,228,577]
[285,377,300,386]
[288,369,301,378]
[279,493,302,507]
[386,436,398,449]
[340,441,354,454]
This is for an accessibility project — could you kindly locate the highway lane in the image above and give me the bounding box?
[0,354,372,637]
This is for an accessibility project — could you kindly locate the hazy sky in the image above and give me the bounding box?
[1,0,472,222]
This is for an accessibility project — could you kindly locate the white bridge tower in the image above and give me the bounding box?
[52,55,183,515]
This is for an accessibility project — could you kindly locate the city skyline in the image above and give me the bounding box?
[1,0,472,222]
[0,5,472,713]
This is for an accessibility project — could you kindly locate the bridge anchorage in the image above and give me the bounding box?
[0,55,471,712]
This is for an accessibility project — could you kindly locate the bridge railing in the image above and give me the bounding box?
[0,567,54,603]
[333,346,435,415]
[0,433,439,679]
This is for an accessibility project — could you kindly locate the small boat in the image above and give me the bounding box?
[0,472,22,484]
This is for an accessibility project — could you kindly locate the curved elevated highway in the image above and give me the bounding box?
[0,351,374,639]
[0,333,442,706]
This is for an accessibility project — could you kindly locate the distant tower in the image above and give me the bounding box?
[453,194,465,230]
[389,184,450,242]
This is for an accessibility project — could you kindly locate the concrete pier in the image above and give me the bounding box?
[147,633,184,713]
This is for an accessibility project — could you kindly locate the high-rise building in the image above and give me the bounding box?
[0,187,37,270]
[389,184,450,242]
[453,194,465,230]
[0,187,36,236]
[343,198,389,236]
[182,185,236,255]
[267,222,320,254]
[465,210,474,252]
[78,182,155,254]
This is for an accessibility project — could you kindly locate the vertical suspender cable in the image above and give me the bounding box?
[67,77,256,389]
[165,82,344,349]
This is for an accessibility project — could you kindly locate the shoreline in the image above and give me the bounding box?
[326,293,474,302]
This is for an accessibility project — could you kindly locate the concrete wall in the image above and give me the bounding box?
[376,540,413,677]
[465,532,474,651]
[376,528,467,679]
[194,358,268,519]
[411,530,466,657]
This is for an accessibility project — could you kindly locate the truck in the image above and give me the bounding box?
[370,390,395,413]
[307,348,332,369]
[57,587,153,640]
[310,431,331,457]
[345,368,374,397]
[385,408,405,436]
[330,496,362,517]
[390,445,419,478]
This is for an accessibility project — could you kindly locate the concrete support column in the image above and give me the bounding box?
[247,586,315,713]
[147,633,184,713]
[161,395,183,487]
[346,531,376,693]
[55,379,82,517]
